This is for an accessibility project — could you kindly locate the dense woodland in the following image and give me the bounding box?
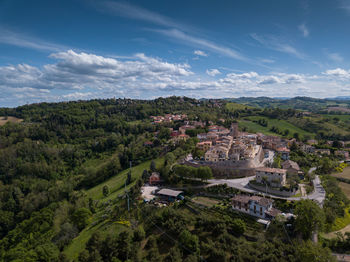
[0,96,349,261]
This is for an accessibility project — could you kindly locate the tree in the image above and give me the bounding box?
[230,218,246,236]
[295,240,335,262]
[142,169,149,180]
[150,160,156,172]
[293,132,300,141]
[179,230,199,255]
[165,246,182,262]
[117,231,132,261]
[71,208,92,231]
[133,225,145,241]
[126,171,131,185]
[294,199,325,239]
[197,166,213,181]
[272,155,281,168]
[102,185,109,197]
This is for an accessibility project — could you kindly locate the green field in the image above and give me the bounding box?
[64,157,164,259]
[225,102,253,111]
[86,157,164,201]
[239,116,315,139]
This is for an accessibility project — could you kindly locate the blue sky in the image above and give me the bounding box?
[1,0,350,107]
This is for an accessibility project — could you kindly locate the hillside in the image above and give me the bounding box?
[228,96,350,112]
[0,96,344,261]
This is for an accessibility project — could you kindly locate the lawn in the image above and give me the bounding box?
[330,207,350,232]
[191,196,220,207]
[239,116,315,139]
[338,182,350,199]
[331,167,350,180]
[64,216,129,260]
[86,157,164,201]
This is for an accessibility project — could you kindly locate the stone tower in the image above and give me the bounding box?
[230,122,239,138]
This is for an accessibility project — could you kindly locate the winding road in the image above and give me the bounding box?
[207,167,326,206]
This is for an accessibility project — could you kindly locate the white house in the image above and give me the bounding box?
[232,194,281,219]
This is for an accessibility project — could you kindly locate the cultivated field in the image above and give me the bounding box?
[191,196,219,207]
[0,116,23,126]
[332,167,350,180]
[339,182,350,198]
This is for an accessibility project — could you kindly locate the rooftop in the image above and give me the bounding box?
[256,167,287,174]
[157,189,183,197]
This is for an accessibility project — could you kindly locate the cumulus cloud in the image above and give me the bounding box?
[298,23,309,37]
[323,68,350,78]
[2,50,350,106]
[194,50,208,57]
[206,69,221,76]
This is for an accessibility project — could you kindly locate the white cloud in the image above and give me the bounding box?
[298,23,309,37]
[0,27,67,52]
[250,33,305,59]
[327,52,344,63]
[2,50,350,106]
[323,68,350,78]
[97,1,183,29]
[154,28,249,61]
[206,69,221,76]
[194,50,208,57]
[94,2,250,63]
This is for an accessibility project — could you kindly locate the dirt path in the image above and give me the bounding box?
[325,224,350,239]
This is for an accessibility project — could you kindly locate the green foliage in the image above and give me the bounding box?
[179,230,199,255]
[102,185,109,197]
[294,200,325,239]
[71,208,92,231]
[174,164,213,181]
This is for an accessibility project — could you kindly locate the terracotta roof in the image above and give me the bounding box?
[265,207,281,217]
[277,147,290,152]
[256,167,287,174]
[231,194,251,204]
[282,160,300,170]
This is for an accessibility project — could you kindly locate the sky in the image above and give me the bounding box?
[1,0,350,107]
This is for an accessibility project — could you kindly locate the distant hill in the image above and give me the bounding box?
[226,96,350,112]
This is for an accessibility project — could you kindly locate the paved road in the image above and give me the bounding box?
[207,166,326,206]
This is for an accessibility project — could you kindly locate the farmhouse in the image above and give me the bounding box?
[149,172,161,185]
[232,194,281,219]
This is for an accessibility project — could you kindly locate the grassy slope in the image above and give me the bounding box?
[225,102,253,111]
[239,116,315,138]
[64,157,164,259]
[86,157,164,201]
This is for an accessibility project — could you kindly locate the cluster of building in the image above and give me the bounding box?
[168,121,206,143]
[150,114,187,124]
[296,139,350,159]
[196,123,263,163]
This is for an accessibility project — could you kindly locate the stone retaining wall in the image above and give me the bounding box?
[248,182,296,197]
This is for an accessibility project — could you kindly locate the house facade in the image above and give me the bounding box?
[282,160,303,177]
[232,194,280,219]
[255,167,287,188]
